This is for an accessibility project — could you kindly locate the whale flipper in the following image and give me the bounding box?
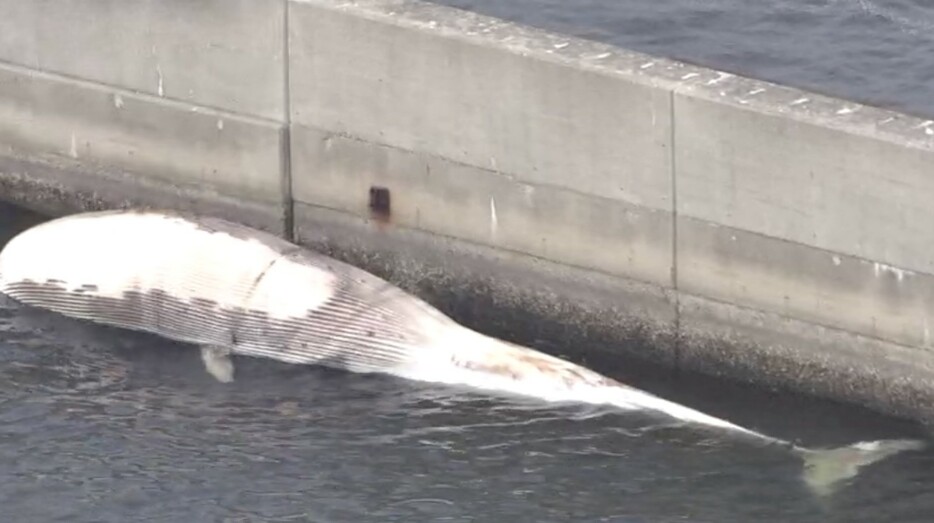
[201,345,235,383]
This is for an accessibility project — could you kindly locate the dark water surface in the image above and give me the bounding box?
[1,201,934,522]
[431,0,934,118]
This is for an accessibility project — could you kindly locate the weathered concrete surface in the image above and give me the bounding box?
[0,0,287,119]
[675,82,934,273]
[0,156,288,237]
[674,73,934,352]
[0,63,289,235]
[290,125,673,287]
[678,293,934,422]
[677,217,934,350]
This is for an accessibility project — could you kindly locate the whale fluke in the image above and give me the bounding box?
[798,438,926,498]
[0,209,925,499]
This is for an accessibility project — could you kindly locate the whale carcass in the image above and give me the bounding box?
[0,209,924,496]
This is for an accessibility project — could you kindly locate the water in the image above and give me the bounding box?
[1,201,934,522]
[430,0,934,119]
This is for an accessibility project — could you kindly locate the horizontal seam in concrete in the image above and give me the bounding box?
[677,288,931,354]
[296,201,675,297]
[678,213,931,278]
[295,126,670,213]
[0,59,285,127]
[0,152,288,206]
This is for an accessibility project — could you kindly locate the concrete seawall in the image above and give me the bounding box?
[2,0,934,422]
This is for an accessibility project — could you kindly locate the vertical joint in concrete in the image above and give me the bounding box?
[669,88,682,370]
[281,0,294,241]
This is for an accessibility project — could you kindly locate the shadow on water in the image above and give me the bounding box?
[2,200,934,522]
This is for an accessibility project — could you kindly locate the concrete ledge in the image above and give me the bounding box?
[0,64,289,234]
[0,64,287,203]
[0,155,289,237]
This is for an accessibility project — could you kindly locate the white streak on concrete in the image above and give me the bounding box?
[69,133,78,158]
[874,262,911,282]
[640,62,655,69]
[791,97,810,106]
[490,197,498,237]
[156,66,164,97]
[113,94,124,109]
[522,184,535,205]
[706,72,733,85]
[217,119,224,131]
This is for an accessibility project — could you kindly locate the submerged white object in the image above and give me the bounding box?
[0,209,924,496]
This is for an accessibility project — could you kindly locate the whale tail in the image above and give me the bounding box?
[608,383,929,498]
[796,438,926,498]
[595,377,928,499]
[609,384,929,498]
[439,333,929,499]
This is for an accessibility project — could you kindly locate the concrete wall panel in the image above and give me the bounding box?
[678,216,934,349]
[0,0,286,120]
[289,0,672,210]
[0,64,286,206]
[675,89,934,274]
[292,125,673,286]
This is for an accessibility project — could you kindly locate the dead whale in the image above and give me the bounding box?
[0,209,924,497]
